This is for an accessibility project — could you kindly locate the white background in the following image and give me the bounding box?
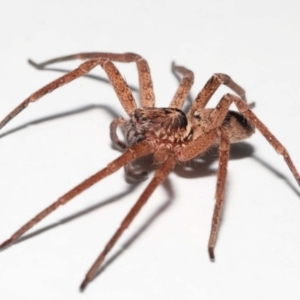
[0,1,300,299]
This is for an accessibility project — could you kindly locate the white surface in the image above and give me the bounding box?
[1,1,300,299]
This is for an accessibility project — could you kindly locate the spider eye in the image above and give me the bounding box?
[141,117,147,122]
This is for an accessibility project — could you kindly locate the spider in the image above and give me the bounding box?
[0,52,299,291]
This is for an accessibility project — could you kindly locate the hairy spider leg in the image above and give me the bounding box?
[213,94,300,186]
[28,52,156,108]
[179,92,300,259]
[170,62,194,109]
[0,58,138,130]
[80,155,177,291]
[207,93,300,258]
[0,141,153,250]
[208,128,230,260]
[189,73,248,117]
[27,52,158,180]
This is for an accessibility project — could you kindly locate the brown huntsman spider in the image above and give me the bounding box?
[0,52,299,291]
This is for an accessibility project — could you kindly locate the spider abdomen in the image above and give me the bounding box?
[222,110,255,142]
[191,108,255,144]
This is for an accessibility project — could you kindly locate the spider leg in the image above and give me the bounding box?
[0,141,153,250]
[28,52,155,108]
[170,62,194,109]
[80,155,177,291]
[201,92,248,133]
[28,52,143,68]
[177,129,219,161]
[212,93,300,186]
[228,94,300,186]
[176,128,229,260]
[189,73,248,116]
[0,58,137,130]
[208,128,230,260]
[137,58,155,108]
[181,93,300,259]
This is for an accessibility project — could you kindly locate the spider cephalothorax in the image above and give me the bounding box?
[0,52,299,291]
[123,107,192,147]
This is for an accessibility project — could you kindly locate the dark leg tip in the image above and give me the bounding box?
[80,279,88,292]
[208,247,215,262]
[0,238,13,250]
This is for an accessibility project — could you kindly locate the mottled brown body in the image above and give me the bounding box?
[123,108,191,150]
[118,107,254,167]
[191,108,255,142]
[0,52,299,291]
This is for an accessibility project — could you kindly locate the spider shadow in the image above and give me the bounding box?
[0,103,121,139]
[173,143,256,179]
[252,154,300,197]
[173,142,300,198]
[13,184,140,245]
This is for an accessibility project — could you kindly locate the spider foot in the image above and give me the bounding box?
[0,238,13,250]
[208,247,215,262]
[80,277,89,292]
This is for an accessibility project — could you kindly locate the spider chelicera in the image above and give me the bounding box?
[0,52,299,290]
